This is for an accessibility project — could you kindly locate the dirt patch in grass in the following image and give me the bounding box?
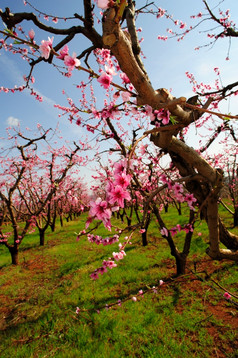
[158,257,238,358]
[0,254,59,331]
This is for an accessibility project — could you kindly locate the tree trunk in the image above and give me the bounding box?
[219,219,238,250]
[9,246,19,265]
[142,230,148,247]
[234,207,238,227]
[141,213,151,246]
[60,214,64,227]
[39,229,45,246]
[175,254,187,275]
[119,210,124,222]
[50,210,57,232]
[153,204,186,274]
[126,217,132,226]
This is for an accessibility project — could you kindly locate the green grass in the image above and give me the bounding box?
[0,208,238,358]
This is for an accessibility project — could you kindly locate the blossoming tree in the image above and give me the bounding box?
[0,0,238,270]
[0,128,86,264]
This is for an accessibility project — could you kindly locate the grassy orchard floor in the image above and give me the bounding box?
[0,208,237,358]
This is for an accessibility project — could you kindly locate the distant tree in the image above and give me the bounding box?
[0,129,86,263]
[0,131,48,264]
[17,144,84,246]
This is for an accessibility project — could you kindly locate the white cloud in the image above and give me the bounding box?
[7,116,20,127]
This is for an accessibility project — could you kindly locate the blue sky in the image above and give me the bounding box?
[0,0,238,178]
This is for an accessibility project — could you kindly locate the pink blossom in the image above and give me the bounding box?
[64,52,81,70]
[39,37,54,59]
[224,292,231,300]
[180,22,186,29]
[175,192,184,203]
[105,64,117,76]
[170,227,177,236]
[152,286,158,293]
[132,296,137,302]
[89,197,112,221]
[114,172,131,188]
[90,271,99,280]
[97,72,112,89]
[103,218,112,231]
[145,105,155,121]
[108,185,131,208]
[114,160,127,175]
[85,216,93,228]
[173,183,183,194]
[184,224,193,233]
[120,73,131,84]
[112,250,126,261]
[28,29,35,40]
[103,260,117,269]
[159,280,164,286]
[160,174,168,184]
[97,266,108,275]
[155,109,170,125]
[97,0,109,10]
[57,45,69,60]
[121,91,131,102]
[185,193,196,208]
[161,227,168,237]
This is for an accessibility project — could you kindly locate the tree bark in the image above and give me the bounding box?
[39,229,45,246]
[9,246,19,265]
[175,254,187,276]
[142,230,148,247]
[219,219,238,250]
[234,207,238,227]
[60,214,64,227]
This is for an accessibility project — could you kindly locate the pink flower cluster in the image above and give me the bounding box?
[112,249,126,261]
[88,160,131,229]
[97,72,113,89]
[223,292,231,300]
[90,244,127,280]
[95,48,119,90]
[89,197,112,229]
[145,105,170,126]
[96,0,109,10]
[160,223,193,237]
[160,174,197,210]
[87,233,119,246]
[90,259,117,280]
[0,232,11,243]
[57,45,81,71]
[39,37,53,59]
[28,29,35,40]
